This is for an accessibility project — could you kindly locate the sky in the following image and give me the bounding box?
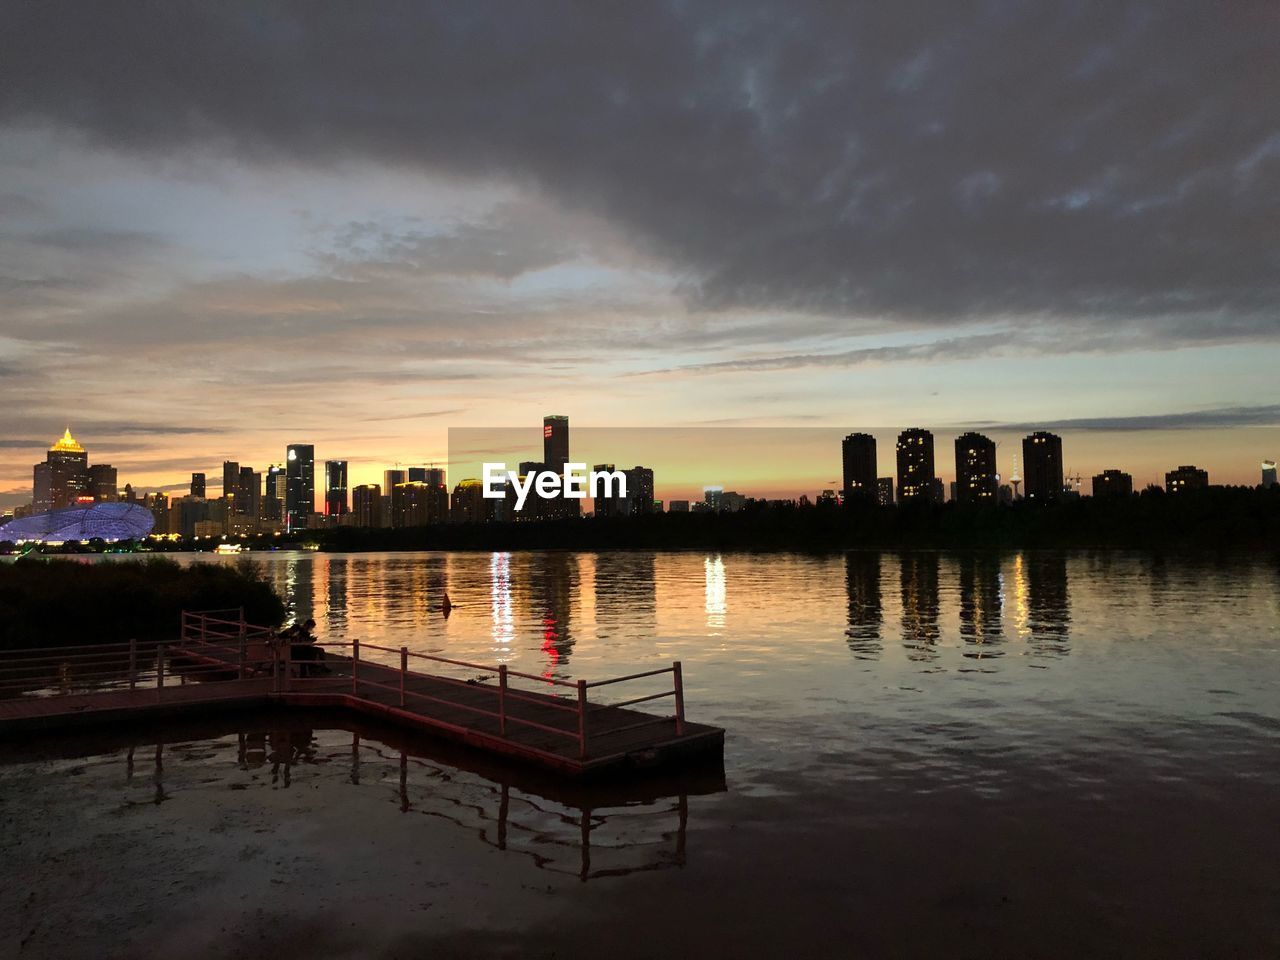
[0,1,1277,506]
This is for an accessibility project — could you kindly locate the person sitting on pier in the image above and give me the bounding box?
[287,619,327,677]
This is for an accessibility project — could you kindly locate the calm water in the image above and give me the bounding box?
[3,550,1279,958]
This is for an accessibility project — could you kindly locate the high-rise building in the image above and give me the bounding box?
[238,466,261,518]
[895,428,936,503]
[1165,465,1208,494]
[325,460,349,516]
[1092,469,1133,498]
[1262,460,1277,489]
[392,481,447,527]
[263,464,284,521]
[383,469,407,494]
[954,432,998,504]
[285,444,315,531]
[191,472,206,498]
[222,461,240,512]
[449,479,490,523]
[625,466,655,514]
[1022,432,1064,502]
[352,484,382,527]
[87,464,118,503]
[544,415,570,471]
[876,477,894,506]
[33,428,90,511]
[592,463,622,517]
[841,433,877,502]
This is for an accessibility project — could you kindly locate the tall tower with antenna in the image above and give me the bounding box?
[1010,452,1022,500]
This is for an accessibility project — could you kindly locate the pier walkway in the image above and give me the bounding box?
[0,610,724,778]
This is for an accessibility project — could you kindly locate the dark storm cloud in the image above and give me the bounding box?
[975,404,1280,432]
[2,1,1277,336]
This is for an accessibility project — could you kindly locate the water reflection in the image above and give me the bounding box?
[21,713,724,883]
[594,553,657,637]
[489,552,514,656]
[705,555,726,629]
[1026,554,1071,656]
[959,554,1004,660]
[518,553,577,676]
[900,553,941,662]
[844,553,882,659]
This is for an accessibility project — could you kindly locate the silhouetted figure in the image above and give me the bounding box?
[287,619,326,676]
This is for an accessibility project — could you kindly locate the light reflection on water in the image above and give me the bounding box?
[165,549,1280,798]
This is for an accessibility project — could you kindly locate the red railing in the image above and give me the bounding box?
[0,610,690,762]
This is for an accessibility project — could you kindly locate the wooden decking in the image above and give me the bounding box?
[0,616,724,779]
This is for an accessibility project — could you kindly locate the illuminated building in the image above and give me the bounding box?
[263,464,284,521]
[592,463,622,517]
[392,481,447,527]
[668,500,690,513]
[625,466,655,514]
[1092,469,1133,498]
[1263,460,1277,489]
[32,428,90,511]
[2,501,155,543]
[222,461,240,511]
[895,428,936,503]
[325,460,349,516]
[238,466,261,518]
[841,433,878,502]
[1022,431,1064,502]
[876,477,894,506]
[352,484,382,527]
[954,432,998,504]
[544,415,570,471]
[1165,464,1208,494]
[191,472,206,498]
[450,479,490,523]
[285,443,315,531]
[88,464,118,503]
[383,469,406,496]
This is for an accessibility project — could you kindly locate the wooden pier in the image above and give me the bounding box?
[0,610,724,778]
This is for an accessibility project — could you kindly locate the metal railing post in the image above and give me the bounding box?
[400,646,407,707]
[156,644,165,700]
[498,665,508,736]
[129,638,137,691]
[238,611,247,680]
[673,661,685,736]
[577,679,588,759]
[200,613,207,643]
[352,638,360,696]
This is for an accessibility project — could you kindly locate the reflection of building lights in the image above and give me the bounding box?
[1012,553,1029,638]
[490,552,513,654]
[705,555,726,628]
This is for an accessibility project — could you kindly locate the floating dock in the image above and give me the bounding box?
[0,610,724,779]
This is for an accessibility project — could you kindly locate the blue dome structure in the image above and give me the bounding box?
[1,502,155,543]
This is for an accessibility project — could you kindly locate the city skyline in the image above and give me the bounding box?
[1,5,1277,506]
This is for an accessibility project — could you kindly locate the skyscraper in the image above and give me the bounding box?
[191,472,206,498]
[222,461,240,512]
[325,460,349,516]
[238,466,261,518]
[841,433,877,502]
[1165,465,1208,494]
[876,477,894,506]
[625,466,655,514]
[895,428,936,503]
[1092,469,1133,498]
[544,415,570,471]
[33,428,90,511]
[285,443,315,531]
[87,464,118,503]
[1022,431,1064,502]
[1262,460,1277,489]
[954,432,998,504]
[352,484,382,527]
[263,464,284,521]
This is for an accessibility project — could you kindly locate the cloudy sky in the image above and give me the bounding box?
[1,1,1277,503]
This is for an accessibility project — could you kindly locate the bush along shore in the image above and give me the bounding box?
[0,557,286,650]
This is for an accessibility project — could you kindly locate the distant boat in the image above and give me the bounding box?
[215,543,243,555]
